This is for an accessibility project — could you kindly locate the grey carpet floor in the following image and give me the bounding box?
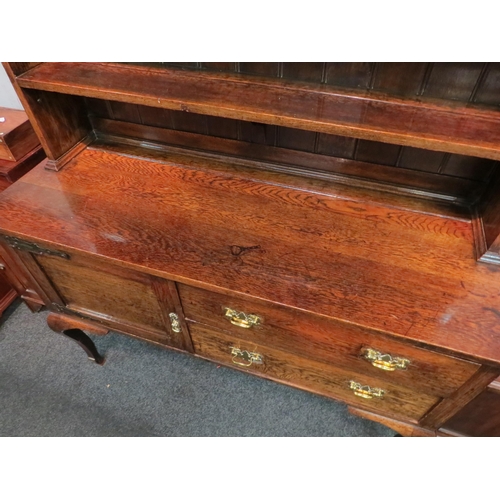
[0,300,396,437]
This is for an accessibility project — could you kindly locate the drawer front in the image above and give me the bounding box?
[179,284,480,398]
[190,323,439,421]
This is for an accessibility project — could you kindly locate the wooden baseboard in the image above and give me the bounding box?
[45,134,95,171]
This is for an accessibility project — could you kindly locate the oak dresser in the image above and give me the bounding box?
[3,62,500,436]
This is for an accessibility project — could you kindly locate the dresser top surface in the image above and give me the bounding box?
[0,144,498,362]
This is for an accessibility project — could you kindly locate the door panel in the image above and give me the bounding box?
[26,249,191,350]
[36,254,166,332]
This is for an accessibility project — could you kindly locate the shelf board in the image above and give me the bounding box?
[17,62,500,161]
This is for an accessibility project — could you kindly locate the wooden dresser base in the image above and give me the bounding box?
[4,62,500,436]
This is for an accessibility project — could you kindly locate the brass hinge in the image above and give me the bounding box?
[2,236,70,259]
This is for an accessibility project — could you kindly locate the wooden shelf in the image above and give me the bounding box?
[17,62,500,161]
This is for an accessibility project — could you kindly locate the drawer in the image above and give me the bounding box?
[190,323,440,422]
[178,284,480,398]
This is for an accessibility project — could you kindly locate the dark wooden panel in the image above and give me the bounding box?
[136,106,171,128]
[238,121,277,145]
[167,109,208,134]
[85,97,112,119]
[282,63,324,83]
[200,63,237,72]
[207,116,239,140]
[325,63,373,89]
[398,147,446,174]
[277,127,317,152]
[441,155,496,181]
[316,134,357,158]
[120,63,164,69]
[423,63,485,101]
[473,63,500,106]
[372,63,429,97]
[162,63,199,69]
[19,63,500,160]
[356,140,401,165]
[239,63,280,78]
[136,100,244,138]
[109,102,141,123]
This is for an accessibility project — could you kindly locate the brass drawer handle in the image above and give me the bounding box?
[349,381,385,399]
[363,348,410,372]
[230,347,263,367]
[169,312,182,333]
[224,307,261,328]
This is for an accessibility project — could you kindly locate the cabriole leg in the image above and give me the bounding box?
[47,312,108,365]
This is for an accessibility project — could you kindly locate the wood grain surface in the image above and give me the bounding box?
[0,146,498,365]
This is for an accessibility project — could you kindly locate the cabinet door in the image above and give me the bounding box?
[4,238,192,352]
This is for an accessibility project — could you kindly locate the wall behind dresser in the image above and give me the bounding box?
[0,65,23,109]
